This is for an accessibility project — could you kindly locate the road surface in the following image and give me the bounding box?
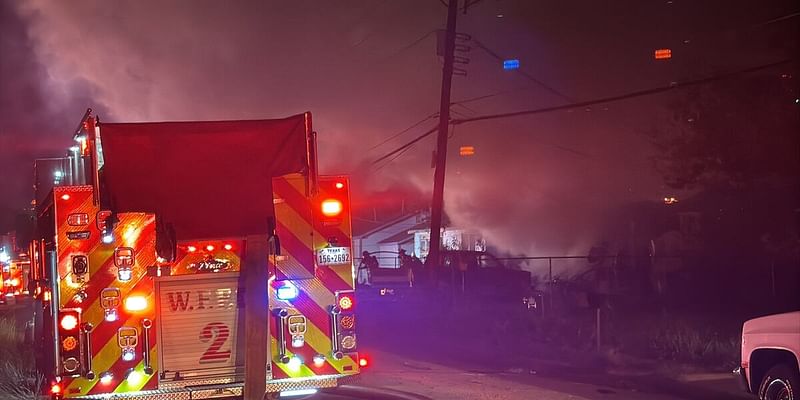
[2,294,747,400]
[336,350,686,400]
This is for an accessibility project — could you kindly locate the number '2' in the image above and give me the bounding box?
[199,322,231,363]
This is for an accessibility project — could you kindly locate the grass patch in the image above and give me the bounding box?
[0,317,43,399]
[644,318,740,369]
[609,313,741,370]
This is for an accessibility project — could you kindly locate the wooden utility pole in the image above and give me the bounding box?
[242,235,269,399]
[428,0,459,274]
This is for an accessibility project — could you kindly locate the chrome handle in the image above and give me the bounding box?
[47,250,61,376]
[273,308,289,363]
[329,306,343,359]
[142,319,153,374]
[81,322,95,380]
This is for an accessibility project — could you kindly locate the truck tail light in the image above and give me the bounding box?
[60,314,79,331]
[332,291,357,354]
[58,309,82,376]
[339,315,355,330]
[321,199,343,217]
[340,334,356,350]
[338,293,354,311]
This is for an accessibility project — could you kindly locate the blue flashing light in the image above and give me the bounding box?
[503,59,520,70]
[102,233,114,244]
[276,282,299,301]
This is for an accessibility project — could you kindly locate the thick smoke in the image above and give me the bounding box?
[5,0,792,274]
[1,0,666,264]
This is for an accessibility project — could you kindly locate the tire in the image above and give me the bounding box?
[759,364,800,400]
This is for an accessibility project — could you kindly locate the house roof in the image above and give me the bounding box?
[354,211,423,238]
[405,221,430,233]
[377,229,415,245]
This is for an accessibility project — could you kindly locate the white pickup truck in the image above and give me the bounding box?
[735,311,800,400]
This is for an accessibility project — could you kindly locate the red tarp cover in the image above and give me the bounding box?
[99,114,310,239]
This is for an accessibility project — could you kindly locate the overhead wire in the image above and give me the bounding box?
[452,58,794,125]
[372,126,438,165]
[753,11,800,27]
[367,112,438,152]
[370,58,794,167]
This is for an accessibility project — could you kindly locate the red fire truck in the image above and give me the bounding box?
[30,110,360,398]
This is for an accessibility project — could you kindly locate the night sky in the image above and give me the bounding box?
[1,0,797,257]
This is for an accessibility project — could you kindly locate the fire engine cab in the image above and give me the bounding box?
[30,110,359,399]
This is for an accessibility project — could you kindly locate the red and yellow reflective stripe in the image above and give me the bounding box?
[268,175,358,381]
[57,209,158,397]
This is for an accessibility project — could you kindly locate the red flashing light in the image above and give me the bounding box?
[359,356,369,367]
[60,194,71,201]
[51,383,62,394]
[224,244,233,251]
[321,199,343,217]
[60,314,78,331]
[206,245,215,252]
[187,246,197,253]
[338,294,354,311]
[335,182,344,189]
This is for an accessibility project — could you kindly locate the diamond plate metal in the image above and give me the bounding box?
[65,375,346,399]
[265,375,340,392]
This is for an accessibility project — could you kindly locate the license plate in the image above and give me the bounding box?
[317,247,351,266]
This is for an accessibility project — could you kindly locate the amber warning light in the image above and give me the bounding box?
[654,48,672,60]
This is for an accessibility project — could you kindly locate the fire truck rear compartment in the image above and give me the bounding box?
[156,273,249,387]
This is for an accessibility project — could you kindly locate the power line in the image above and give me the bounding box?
[371,145,414,174]
[367,112,438,152]
[371,126,438,165]
[370,58,794,167]
[753,10,800,27]
[452,58,793,125]
[380,30,437,62]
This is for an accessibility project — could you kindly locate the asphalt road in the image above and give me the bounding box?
[2,294,747,400]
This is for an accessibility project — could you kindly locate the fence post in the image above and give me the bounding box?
[596,307,602,351]
[548,258,553,315]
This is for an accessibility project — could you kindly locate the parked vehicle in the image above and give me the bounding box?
[735,311,800,400]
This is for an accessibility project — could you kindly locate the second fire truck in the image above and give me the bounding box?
[30,110,360,399]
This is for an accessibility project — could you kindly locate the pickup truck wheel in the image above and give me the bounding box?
[759,364,800,400]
